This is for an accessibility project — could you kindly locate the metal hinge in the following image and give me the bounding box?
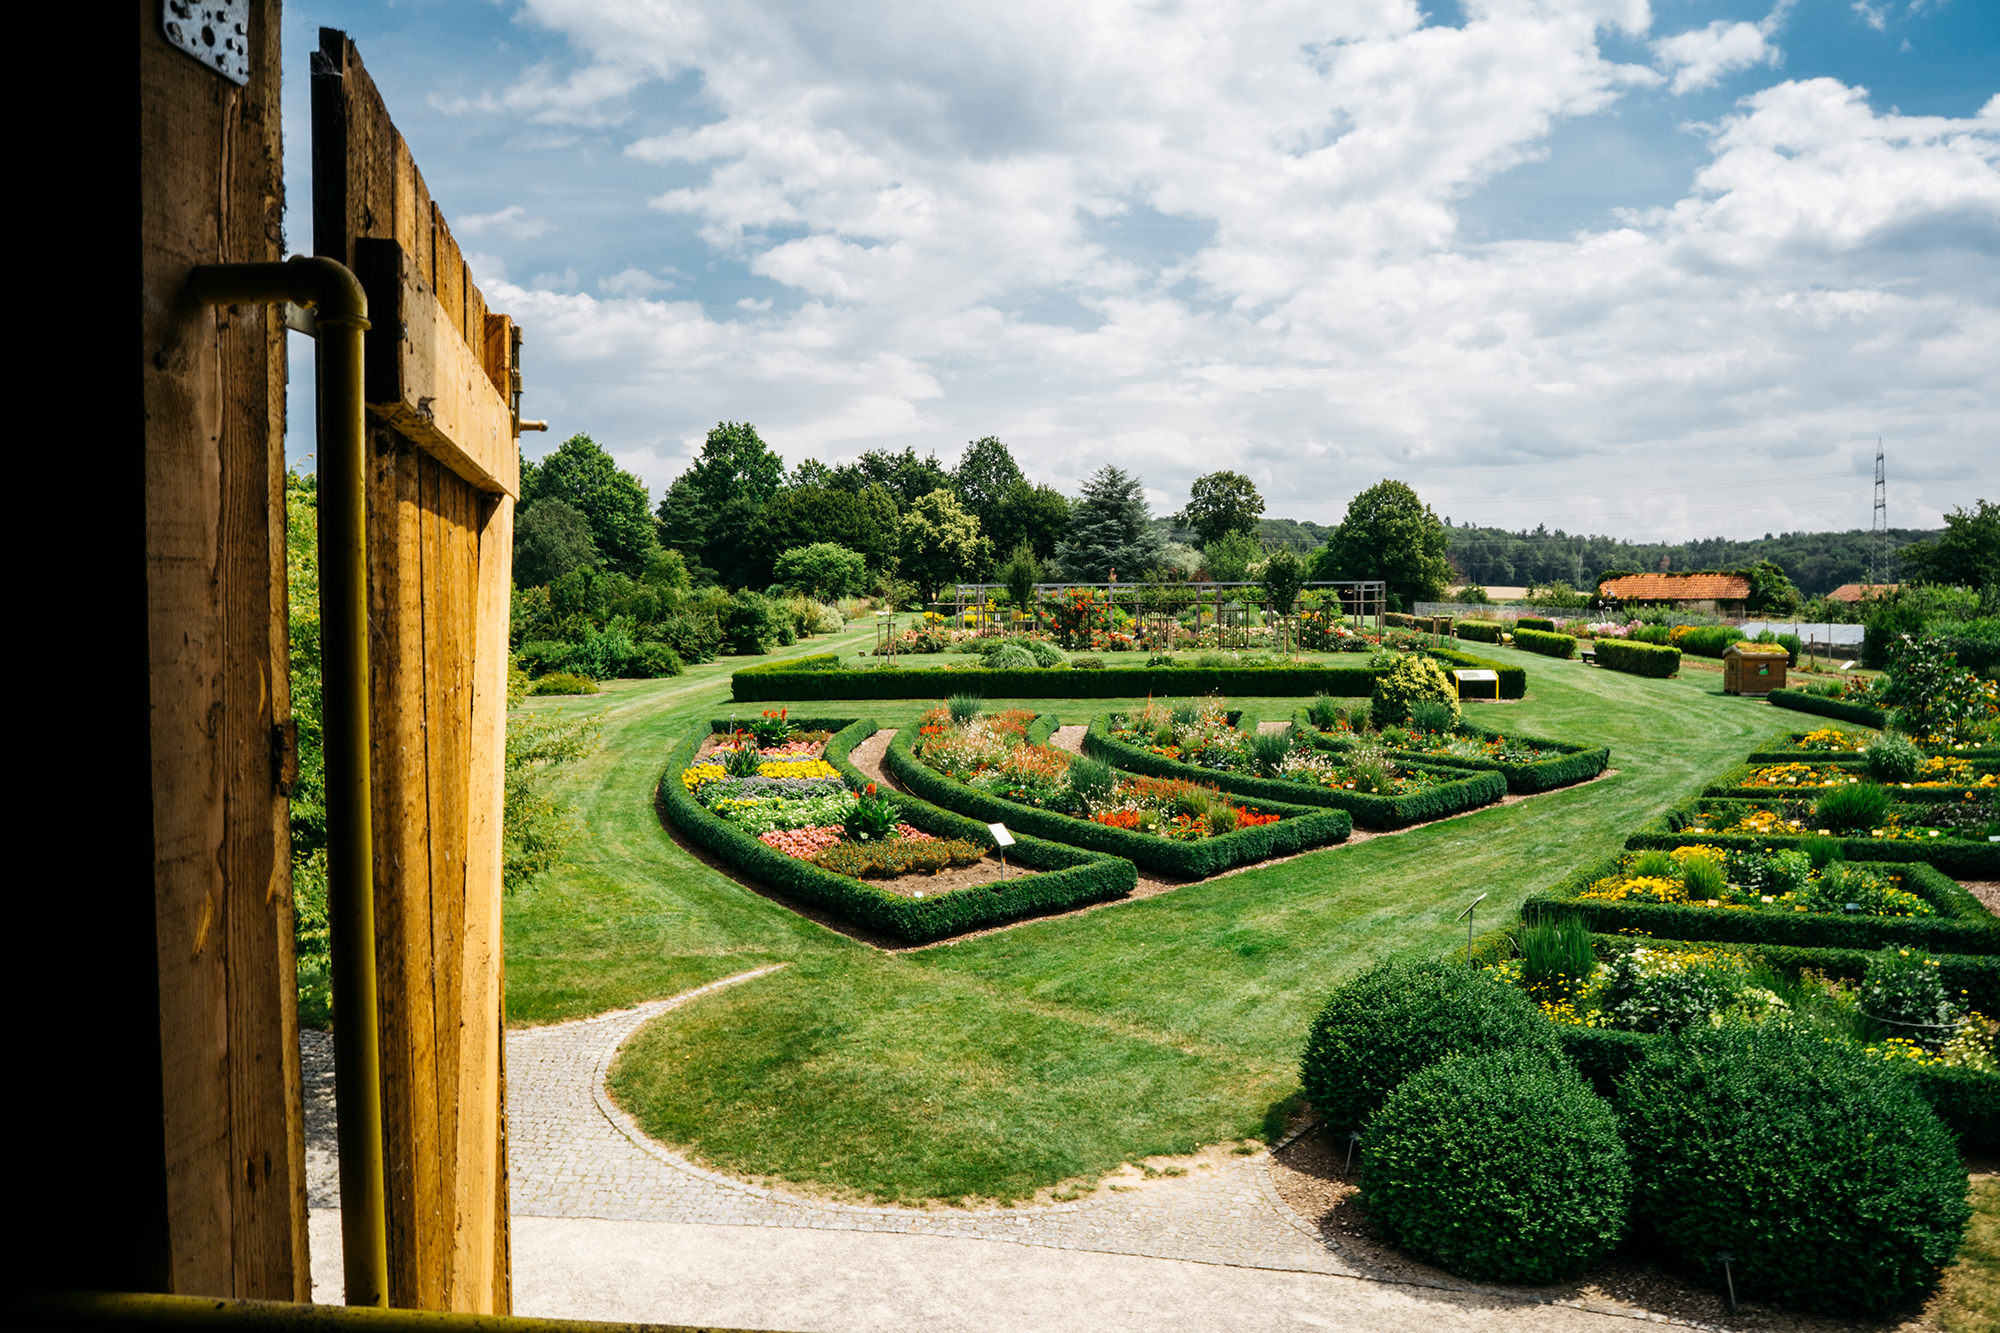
[162,1,250,87]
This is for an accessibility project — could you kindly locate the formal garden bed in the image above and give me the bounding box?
[1288,693,1608,793]
[657,713,1136,942]
[885,703,1351,877]
[1749,727,2000,763]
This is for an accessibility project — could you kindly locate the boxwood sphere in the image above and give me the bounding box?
[1300,959,1556,1131]
[1361,1048,1631,1284]
[1614,1023,1969,1317]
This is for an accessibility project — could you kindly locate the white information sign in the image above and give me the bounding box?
[987,822,1016,847]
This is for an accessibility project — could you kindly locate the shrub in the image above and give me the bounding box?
[529,671,598,696]
[1454,619,1504,644]
[1594,639,1682,677]
[1516,616,1557,633]
[1299,959,1555,1131]
[1513,627,1577,659]
[724,590,782,655]
[985,643,1038,670]
[1861,945,1961,1045]
[1614,1023,1969,1317]
[1023,637,1066,668]
[1866,734,1926,784]
[1408,699,1457,734]
[1362,1049,1629,1285]
[1371,655,1460,728]
[1814,782,1892,832]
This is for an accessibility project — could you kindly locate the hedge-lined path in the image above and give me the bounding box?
[304,976,1711,1332]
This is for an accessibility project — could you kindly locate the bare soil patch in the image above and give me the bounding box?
[1963,881,2000,915]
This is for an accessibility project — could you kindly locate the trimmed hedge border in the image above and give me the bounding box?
[658,717,1136,943]
[1701,762,1996,803]
[1747,736,1999,763]
[1088,715,1506,829]
[1287,711,1610,795]
[1512,628,1577,659]
[1525,853,2000,954]
[1516,616,1558,633]
[1630,804,2000,879]
[1549,1024,1996,1152]
[732,647,1527,703]
[1454,620,1504,644]
[1769,689,1888,729]
[1593,639,1682,678]
[885,721,1352,877]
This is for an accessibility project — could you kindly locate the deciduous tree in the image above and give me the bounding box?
[1313,479,1451,608]
[899,489,992,602]
[531,433,659,575]
[1181,470,1265,547]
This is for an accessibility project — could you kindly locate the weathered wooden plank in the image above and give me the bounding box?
[465,283,488,381]
[393,133,421,273]
[143,0,306,1300]
[432,205,466,348]
[481,314,512,402]
[412,165,436,292]
[461,493,513,1313]
[358,242,518,498]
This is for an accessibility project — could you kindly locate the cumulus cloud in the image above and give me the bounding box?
[1653,1,1791,95]
[455,204,557,240]
[599,267,673,296]
[467,0,1995,535]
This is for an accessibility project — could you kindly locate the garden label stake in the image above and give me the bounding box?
[1717,1251,1738,1314]
[1342,1129,1361,1180]
[1456,891,1488,967]
[988,822,1015,878]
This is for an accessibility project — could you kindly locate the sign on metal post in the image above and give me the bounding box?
[988,822,1014,877]
[1455,892,1488,967]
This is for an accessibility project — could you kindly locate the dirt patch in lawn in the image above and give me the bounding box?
[1962,881,2000,916]
[1270,1118,1986,1333]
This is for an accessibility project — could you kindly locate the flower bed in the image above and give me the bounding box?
[1747,730,2000,764]
[1573,845,1939,919]
[1524,851,1999,954]
[1290,709,1608,794]
[1475,929,1999,1149]
[1703,756,1996,799]
[886,712,1350,877]
[658,716,1136,942]
[1087,705,1504,830]
[730,646,1527,702]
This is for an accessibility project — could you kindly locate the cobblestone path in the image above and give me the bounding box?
[309,966,1355,1275]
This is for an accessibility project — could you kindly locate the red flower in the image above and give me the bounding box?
[866,782,878,796]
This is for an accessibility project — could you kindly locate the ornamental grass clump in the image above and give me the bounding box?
[946,692,983,726]
[1248,730,1292,778]
[1519,915,1596,997]
[1614,1023,1969,1317]
[1065,754,1117,810]
[1814,781,1892,832]
[1362,1049,1630,1285]
[1299,959,1555,1132]
[1866,733,1926,784]
[1307,692,1343,731]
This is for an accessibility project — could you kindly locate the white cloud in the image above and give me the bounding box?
[531,268,580,292]
[455,204,558,240]
[599,267,673,296]
[478,1,1995,536]
[1852,2,1889,30]
[1654,2,1791,95]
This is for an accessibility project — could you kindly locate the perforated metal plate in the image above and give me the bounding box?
[162,0,249,86]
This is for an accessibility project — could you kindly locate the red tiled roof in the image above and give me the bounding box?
[1598,573,1751,601]
[1827,583,1899,602]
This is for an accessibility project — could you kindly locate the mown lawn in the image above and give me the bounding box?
[516,638,1796,1201]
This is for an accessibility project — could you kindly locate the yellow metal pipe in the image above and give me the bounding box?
[186,257,388,1308]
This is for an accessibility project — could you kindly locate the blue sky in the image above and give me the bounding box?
[283,0,1998,541]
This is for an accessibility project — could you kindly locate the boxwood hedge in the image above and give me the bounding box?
[1290,711,1610,794]
[733,647,1527,703]
[1524,852,2000,954]
[1085,716,1506,830]
[1768,688,1888,729]
[883,720,1351,877]
[658,717,1136,942]
[1744,735,2000,763]
[1592,639,1681,678]
[1628,804,2000,879]
[1512,627,1576,659]
[1453,620,1504,644]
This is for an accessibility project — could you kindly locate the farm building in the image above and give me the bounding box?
[1596,572,1752,616]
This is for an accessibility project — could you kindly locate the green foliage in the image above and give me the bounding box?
[987,480,1071,564]
[1519,915,1595,992]
[1260,547,1306,621]
[513,498,600,587]
[999,544,1042,618]
[1453,619,1504,644]
[504,709,602,893]
[1307,693,1343,730]
[1065,754,1117,809]
[759,485,900,576]
[724,590,782,655]
[1452,584,1492,604]
[529,671,599,696]
[1884,633,1997,745]
[1814,781,1892,832]
[1512,627,1577,658]
[724,744,762,779]
[1312,480,1450,607]
[1055,465,1166,582]
[828,446,954,513]
[1248,730,1292,778]
[1299,958,1556,1131]
[772,542,869,601]
[945,693,983,726]
[1202,529,1262,583]
[814,836,984,878]
[1900,499,1999,591]
[1861,945,1961,1043]
[1362,1049,1629,1285]
[1594,639,1681,678]
[842,784,901,842]
[952,436,1026,534]
[1866,733,1926,783]
[1371,654,1459,728]
[1769,687,1886,729]
[1407,700,1457,734]
[528,434,659,576]
[1516,616,1557,633]
[898,488,993,602]
[985,643,1038,670]
[1180,471,1265,547]
[1614,1023,1969,1317]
